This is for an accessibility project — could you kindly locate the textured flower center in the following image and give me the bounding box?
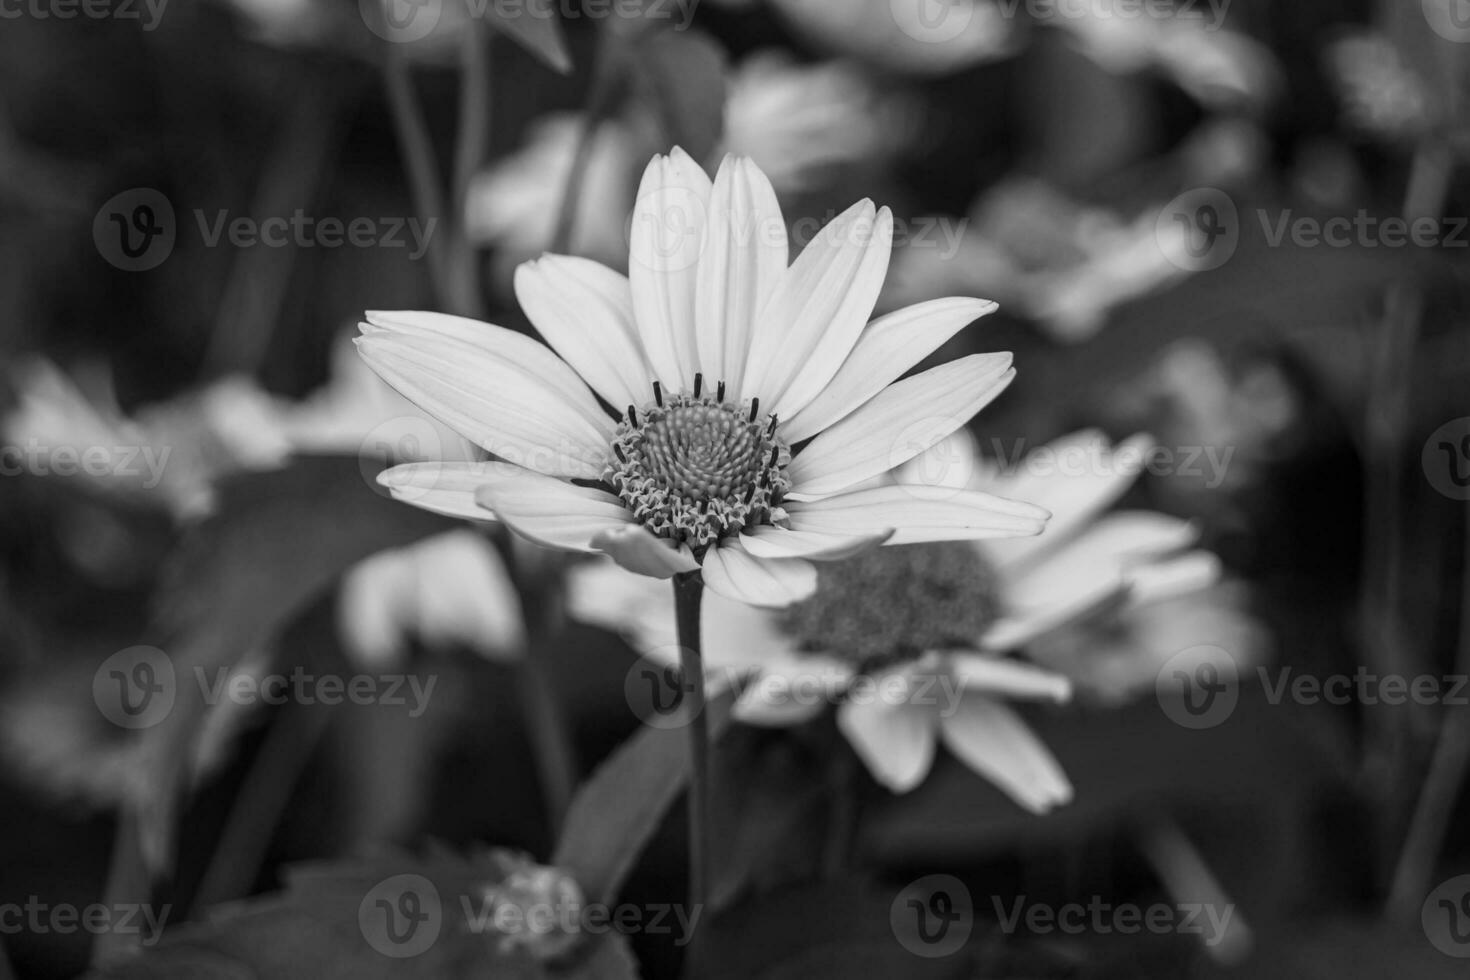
[606,380,790,550]
[780,542,1001,670]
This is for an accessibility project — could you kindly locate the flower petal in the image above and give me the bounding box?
[981,570,1129,652]
[785,486,1048,544]
[357,317,613,479]
[376,462,502,521]
[1127,550,1222,604]
[837,694,937,793]
[628,148,712,393]
[938,696,1072,813]
[977,431,1155,569]
[780,297,998,444]
[700,541,816,607]
[589,525,699,578]
[694,156,788,394]
[946,653,1072,702]
[736,526,893,561]
[515,255,654,412]
[565,558,677,650]
[735,653,853,727]
[740,200,892,417]
[472,464,634,553]
[785,354,1014,498]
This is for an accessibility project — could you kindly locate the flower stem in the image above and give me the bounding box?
[671,570,709,943]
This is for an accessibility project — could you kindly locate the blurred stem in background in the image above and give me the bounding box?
[671,569,709,965]
[551,25,629,255]
[1358,136,1454,887]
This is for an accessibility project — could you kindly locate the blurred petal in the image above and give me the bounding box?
[947,653,1072,702]
[735,653,853,726]
[515,255,654,412]
[938,696,1072,813]
[838,694,937,793]
[701,542,816,607]
[376,462,501,521]
[737,527,892,561]
[1127,550,1222,604]
[780,297,999,444]
[786,354,1014,498]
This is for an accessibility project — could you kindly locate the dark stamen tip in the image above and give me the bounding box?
[613,444,627,463]
[748,397,760,423]
[693,373,703,398]
[627,405,639,427]
[717,381,726,402]
[652,381,663,407]
[766,415,778,437]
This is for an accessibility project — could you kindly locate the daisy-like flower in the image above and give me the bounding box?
[360,150,1048,608]
[569,430,1254,809]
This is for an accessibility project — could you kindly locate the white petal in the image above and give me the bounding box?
[376,462,501,521]
[409,531,527,659]
[514,255,654,412]
[1126,550,1222,604]
[736,526,893,560]
[694,156,788,393]
[837,694,937,793]
[740,201,891,416]
[565,558,675,645]
[356,325,613,479]
[472,463,634,553]
[700,541,816,607]
[977,431,1155,569]
[780,297,998,444]
[734,653,853,727]
[981,571,1128,652]
[947,653,1072,702]
[589,525,699,578]
[786,354,1014,498]
[628,148,712,393]
[785,486,1048,544]
[938,696,1073,813]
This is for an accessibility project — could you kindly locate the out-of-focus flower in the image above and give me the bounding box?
[762,0,1017,76]
[337,529,525,669]
[465,112,658,282]
[481,858,585,960]
[3,358,293,519]
[570,429,1262,801]
[723,51,915,195]
[363,150,1045,608]
[883,177,1187,342]
[1325,33,1438,143]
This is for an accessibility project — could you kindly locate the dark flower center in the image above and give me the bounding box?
[606,379,790,550]
[780,542,1002,671]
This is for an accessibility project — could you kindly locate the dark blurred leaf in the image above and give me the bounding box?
[486,0,572,75]
[1212,918,1469,980]
[553,687,733,905]
[87,848,637,980]
[100,456,453,954]
[629,27,728,164]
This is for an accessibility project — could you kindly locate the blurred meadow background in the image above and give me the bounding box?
[1,0,1469,977]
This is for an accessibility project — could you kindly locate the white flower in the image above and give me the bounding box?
[361,150,1047,608]
[338,530,525,669]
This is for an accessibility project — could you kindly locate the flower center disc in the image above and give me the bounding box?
[607,391,790,549]
[781,542,1002,669]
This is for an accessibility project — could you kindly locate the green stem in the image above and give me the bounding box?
[672,570,709,957]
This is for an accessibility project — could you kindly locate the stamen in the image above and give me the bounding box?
[693,374,703,399]
[766,415,778,438]
[613,444,627,463]
[717,381,726,402]
[627,405,639,427]
[652,382,663,408]
[749,398,760,423]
